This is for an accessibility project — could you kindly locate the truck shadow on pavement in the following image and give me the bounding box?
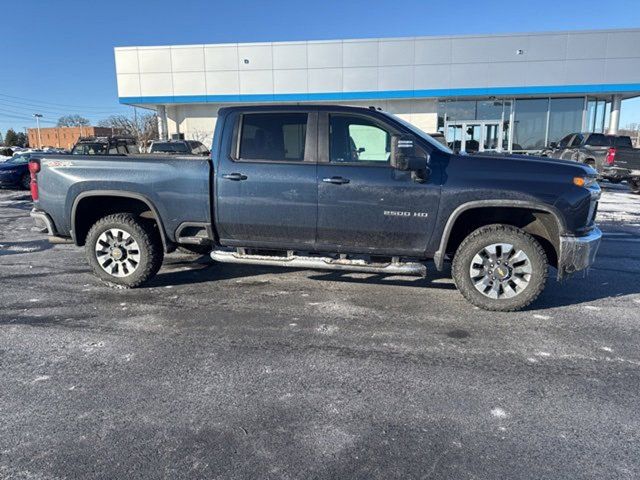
[150,241,640,310]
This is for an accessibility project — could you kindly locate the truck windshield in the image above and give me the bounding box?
[151,142,189,153]
[72,144,108,155]
[382,112,453,154]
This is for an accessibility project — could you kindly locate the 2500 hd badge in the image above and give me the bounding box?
[384,210,429,218]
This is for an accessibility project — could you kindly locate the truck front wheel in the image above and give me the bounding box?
[85,213,164,288]
[452,224,548,311]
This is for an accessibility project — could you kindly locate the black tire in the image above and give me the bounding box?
[178,244,212,255]
[85,213,164,288]
[452,224,548,312]
[20,172,31,190]
[630,179,640,194]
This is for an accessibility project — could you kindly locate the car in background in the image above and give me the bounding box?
[71,136,139,155]
[543,132,640,193]
[1,147,14,161]
[0,152,56,190]
[149,140,210,156]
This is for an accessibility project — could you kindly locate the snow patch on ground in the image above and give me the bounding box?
[597,187,640,231]
[316,324,339,335]
[491,407,507,418]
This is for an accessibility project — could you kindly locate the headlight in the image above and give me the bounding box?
[573,176,597,188]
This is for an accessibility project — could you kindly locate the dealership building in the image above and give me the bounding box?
[115,28,640,152]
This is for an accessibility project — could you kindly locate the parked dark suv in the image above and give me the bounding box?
[149,140,210,156]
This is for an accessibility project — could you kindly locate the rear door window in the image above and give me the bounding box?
[585,134,609,146]
[239,113,308,161]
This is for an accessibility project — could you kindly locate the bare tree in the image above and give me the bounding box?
[188,128,214,147]
[621,122,640,147]
[57,115,90,127]
[98,112,158,150]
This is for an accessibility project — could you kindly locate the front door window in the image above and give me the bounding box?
[330,115,390,163]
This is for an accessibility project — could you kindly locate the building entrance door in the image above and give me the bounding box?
[445,120,503,153]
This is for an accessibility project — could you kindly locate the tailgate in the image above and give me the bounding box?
[615,149,640,172]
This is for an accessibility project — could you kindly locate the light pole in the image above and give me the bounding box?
[33,114,43,149]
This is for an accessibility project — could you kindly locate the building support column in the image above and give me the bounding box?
[157,105,168,140]
[608,94,622,135]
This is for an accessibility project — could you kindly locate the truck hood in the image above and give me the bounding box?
[467,152,595,175]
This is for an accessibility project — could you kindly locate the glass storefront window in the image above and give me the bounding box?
[477,101,504,120]
[443,101,476,120]
[513,99,549,151]
[594,101,605,132]
[603,101,611,132]
[440,97,587,152]
[586,99,610,133]
[547,98,584,144]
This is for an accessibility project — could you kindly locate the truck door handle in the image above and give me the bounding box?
[322,176,350,185]
[222,173,247,181]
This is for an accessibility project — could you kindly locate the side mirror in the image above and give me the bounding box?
[390,134,427,171]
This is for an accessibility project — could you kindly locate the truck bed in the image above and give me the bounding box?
[614,147,640,173]
[34,154,212,244]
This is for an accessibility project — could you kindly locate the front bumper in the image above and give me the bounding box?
[30,208,56,236]
[557,227,602,278]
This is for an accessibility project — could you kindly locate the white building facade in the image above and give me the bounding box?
[115,28,640,152]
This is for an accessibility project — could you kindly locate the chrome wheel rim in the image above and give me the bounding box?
[95,228,141,278]
[469,243,532,299]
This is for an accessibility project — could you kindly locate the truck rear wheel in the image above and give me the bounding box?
[630,179,640,194]
[85,213,164,288]
[452,224,548,312]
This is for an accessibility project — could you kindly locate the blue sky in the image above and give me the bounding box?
[1,0,639,135]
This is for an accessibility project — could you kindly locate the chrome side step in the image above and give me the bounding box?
[210,249,426,277]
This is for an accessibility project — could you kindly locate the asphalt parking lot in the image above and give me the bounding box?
[1,185,639,479]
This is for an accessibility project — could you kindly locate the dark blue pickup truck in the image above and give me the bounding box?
[29,105,602,311]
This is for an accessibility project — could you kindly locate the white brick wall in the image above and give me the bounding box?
[115,29,640,99]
